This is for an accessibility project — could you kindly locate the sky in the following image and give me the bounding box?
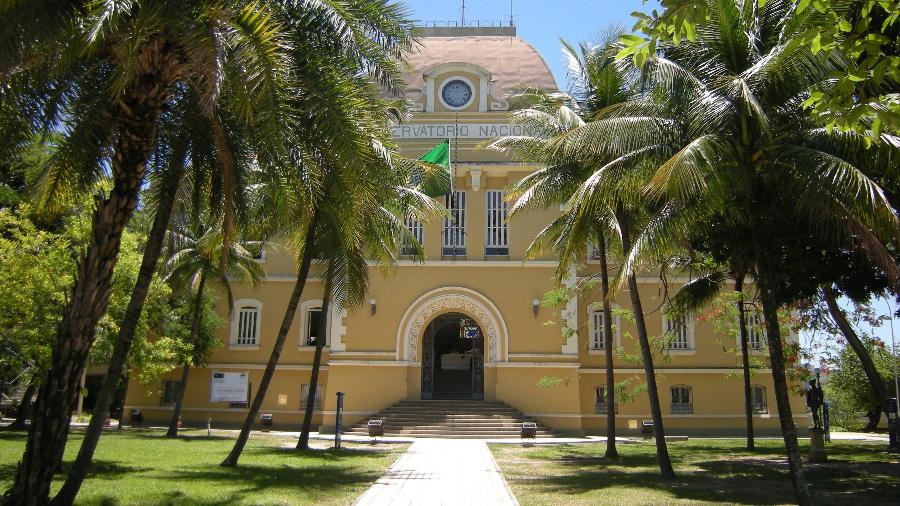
[401,0,660,89]
[398,0,900,364]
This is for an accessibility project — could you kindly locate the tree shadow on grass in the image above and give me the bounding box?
[246,445,399,462]
[510,451,900,506]
[0,459,147,485]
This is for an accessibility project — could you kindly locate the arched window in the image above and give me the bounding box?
[587,303,619,352]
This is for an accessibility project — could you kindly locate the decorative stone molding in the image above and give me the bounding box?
[397,287,507,363]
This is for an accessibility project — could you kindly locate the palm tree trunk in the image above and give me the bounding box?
[596,230,617,458]
[5,53,173,505]
[755,262,811,506]
[166,274,208,438]
[822,285,886,430]
[50,153,184,506]
[5,383,36,431]
[735,275,755,451]
[298,294,330,449]
[617,210,675,478]
[221,221,317,467]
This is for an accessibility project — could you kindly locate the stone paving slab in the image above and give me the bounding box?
[354,439,519,506]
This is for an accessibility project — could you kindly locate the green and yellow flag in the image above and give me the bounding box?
[416,139,451,197]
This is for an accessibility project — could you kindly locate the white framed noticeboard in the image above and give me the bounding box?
[210,371,249,402]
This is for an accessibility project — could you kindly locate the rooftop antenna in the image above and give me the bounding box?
[461,0,465,25]
[509,0,514,26]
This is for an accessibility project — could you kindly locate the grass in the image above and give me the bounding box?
[491,438,900,506]
[0,428,407,505]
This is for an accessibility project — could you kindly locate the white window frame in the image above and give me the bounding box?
[663,310,695,354]
[443,191,466,256]
[751,384,768,414]
[670,385,693,414]
[485,190,509,255]
[401,215,424,256]
[587,242,602,262]
[587,303,620,354]
[299,299,331,348]
[230,299,262,349]
[735,308,766,353]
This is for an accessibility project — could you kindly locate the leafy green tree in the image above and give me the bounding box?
[0,2,291,503]
[621,0,900,136]
[825,338,899,429]
[562,2,900,502]
[162,220,264,438]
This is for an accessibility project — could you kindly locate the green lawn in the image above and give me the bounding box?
[0,429,406,505]
[491,439,900,506]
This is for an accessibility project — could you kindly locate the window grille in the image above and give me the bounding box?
[301,384,324,410]
[236,306,259,345]
[401,216,424,256]
[748,311,765,350]
[665,313,690,350]
[751,385,768,413]
[485,190,508,255]
[594,386,618,414]
[591,310,607,350]
[442,191,466,256]
[671,385,693,414]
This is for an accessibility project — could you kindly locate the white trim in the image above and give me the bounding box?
[425,77,435,112]
[390,260,557,267]
[485,362,579,368]
[227,344,260,351]
[586,302,621,352]
[438,75,476,110]
[298,299,327,348]
[396,286,508,363]
[230,299,262,347]
[327,360,411,367]
[577,367,773,374]
[485,190,509,253]
[329,351,396,357]
[322,410,376,416]
[507,353,576,359]
[663,309,696,354]
[206,363,327,371]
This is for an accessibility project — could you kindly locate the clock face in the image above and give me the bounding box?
[441,79,473,108]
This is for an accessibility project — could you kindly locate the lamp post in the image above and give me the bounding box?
[884,296,899,451]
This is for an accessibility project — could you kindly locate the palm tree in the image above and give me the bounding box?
[489,34,674,469]
[546,2,900,502]
[0,3,290,503]
[162,220,265,438]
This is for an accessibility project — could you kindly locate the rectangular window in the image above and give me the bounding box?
[671,385,693,414]
[305,308,322,346]
[594,386,618,414]
[236,306,258,345]
[748,311,765,350]
[401,216,424,256]
[301,384,323,410]
[591,310,606,350]
[588,242,602,260]
[160,380,180,406]
[485,190,508,255]
[665,313,690,350]
[442,191,466,256]
[751,385,768,414]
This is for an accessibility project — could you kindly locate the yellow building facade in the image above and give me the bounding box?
[125,26,808,436]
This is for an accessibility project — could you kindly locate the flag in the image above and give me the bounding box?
[416,139,451,197]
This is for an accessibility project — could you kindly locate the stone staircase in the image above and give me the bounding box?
[342,400,557,439]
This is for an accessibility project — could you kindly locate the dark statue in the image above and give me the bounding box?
[806,378,824,429]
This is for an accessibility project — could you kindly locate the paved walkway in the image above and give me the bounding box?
[354,439,518,506]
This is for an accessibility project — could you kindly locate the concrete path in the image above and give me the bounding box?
[354,439,518,506]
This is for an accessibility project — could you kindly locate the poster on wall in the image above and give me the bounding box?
[210,371,249,402]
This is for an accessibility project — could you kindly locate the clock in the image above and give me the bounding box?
[441,79,473,108]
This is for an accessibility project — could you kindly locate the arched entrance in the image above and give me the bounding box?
[421,312,484,400]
